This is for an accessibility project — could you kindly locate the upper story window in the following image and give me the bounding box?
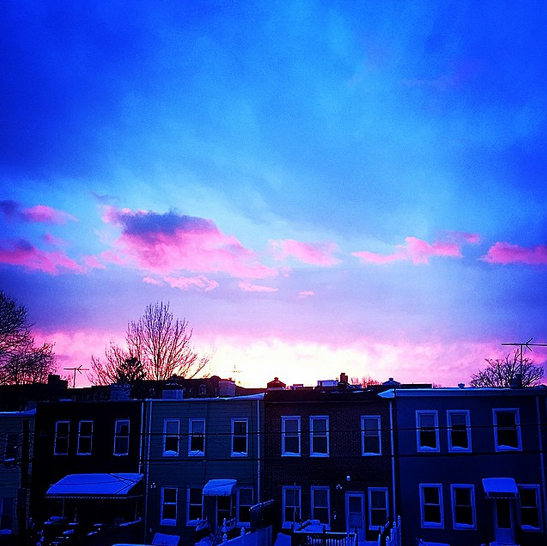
[282,486,301,528]
[77,420,93,455]
[54,421,70,455]
[114,419,130,456]
[161,487,178,526]
[163,419,180,456]
[416,411,439,452]
[368,488,389,530]
[361,416,381,456]
[493,409,522,451]
[451,485,475,529]
[310,416,329,457]
[188,419,205,456]
[518,485,541,531]
[447,411,471,452]
[187,487,203,525]
[231,419,248,457]
[281,416,301,457]
[420,484,444,528]
[311,487,330,527]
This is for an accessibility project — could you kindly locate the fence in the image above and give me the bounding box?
[376,516,401,546]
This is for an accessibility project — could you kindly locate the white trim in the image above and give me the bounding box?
[518,484,542,531]
[186,487,203,525]
[361,415,382,456]
[368,487,389,530]
[54,420,70,455]
[493,408,522,452]
[420,483,444,529]
[163,419,180,457]
[282,485,301,528]
[160,486,178,526]
[311,486,331,528]
[450,484,476,530]
[231,418,248,457]
[281,416,301,457]
[188,418,205,456]
[416,411,439,452]
[237,487,254,527]
[76,420,93,456]
[310,416,329,457]
[447,410,472,453]
[114,419,130,456]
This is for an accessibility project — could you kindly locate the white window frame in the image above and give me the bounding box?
[163,419,180,457]
[518,484,542,531]
[416,411,439,452]
[281,416,301,457]
[447,411,472,453]
[188,419,205,456]
[231,418,248,457]
[310,416,329,457]
[187,487,203,525]
[77,420,93,456]
[311,486,330,528]
[493,408,522,451]
[54,421,70,455]
[114,419,130,456]
[420,484,444,529]
[368,487,389,530]
[361,415,382,456]
[451,484,476,530]
[282,486,302,528]
[237,487,254,527]
[160,487,178,526]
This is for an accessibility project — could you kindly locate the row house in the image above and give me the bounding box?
[263,386,393,544]
[382,385,547,546]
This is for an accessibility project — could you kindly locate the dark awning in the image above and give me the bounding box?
[202,479,237,496]
[482,478,518,498]
[46,473,143,500]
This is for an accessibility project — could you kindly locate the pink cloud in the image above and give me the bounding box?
[142,276,163,286]
[82,255,106,270]
[22,205,78,224]
[0,239,85,274]
[482,242,547,265]
[298,291,315,298]
[270,239,339,266]
[164,275,219,291]
[238,281,279,293]
[43,233,69,247]
[102,206,277,279]
[353,236,465,265]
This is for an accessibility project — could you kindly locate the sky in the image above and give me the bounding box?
[2,1,547,388]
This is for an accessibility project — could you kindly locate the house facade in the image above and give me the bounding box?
[383,386,547,546]
[143,394,264,545]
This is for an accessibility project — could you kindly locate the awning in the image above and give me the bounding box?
[46,473,143,499]
[202,479,237,496]
[482,478,519,498]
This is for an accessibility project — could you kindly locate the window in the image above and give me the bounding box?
[77,420,93,455]
[54,421,70,455]
[281,416,301,456]
[416,411,439,452]
[310,416,329,456]
[451,485,475,529]
[187,488,203,525]
[161,487,178,526]
[114,419,130,456]
[368,488,389,530]
[237,488,253,526]
[361,416,381,456]
[163,419,180,456]
[282,486,301,527]
[493,409,521,451]
[231,419,248,457]
[189,419,205,456]
[447,411,471,452]
[0,498,14,531]
[519,485,541,530]
[420,484,443,528]
[3,433,17,463]
[217,496,232,526]
[311,487,330,527]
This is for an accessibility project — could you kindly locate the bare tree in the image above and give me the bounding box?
[90,302,211,384]
[470,350,544,388]
[350,375,381,388]
[0,291,56,385]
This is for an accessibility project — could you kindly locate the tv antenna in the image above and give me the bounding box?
[64,365,89,388]
[502,337,547,371]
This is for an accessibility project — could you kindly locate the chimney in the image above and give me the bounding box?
[339,372,348,384]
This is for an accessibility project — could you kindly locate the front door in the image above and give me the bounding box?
[345,492,366,543]
[494,498,516,545]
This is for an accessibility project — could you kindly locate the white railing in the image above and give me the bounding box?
[377,516,401,546]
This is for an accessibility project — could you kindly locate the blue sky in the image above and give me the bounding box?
[2,1,547,387]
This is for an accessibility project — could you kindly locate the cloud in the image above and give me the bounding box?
[102,206,277,279]
[353,235,474,265]
[0,239,85,274]
[482,242,547,265]
[82,255,106,270]
[238,281,279,293]
[0,200,77,224]
[164,275,219,292]
[298,291,315,298]
[270,239,340,266]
